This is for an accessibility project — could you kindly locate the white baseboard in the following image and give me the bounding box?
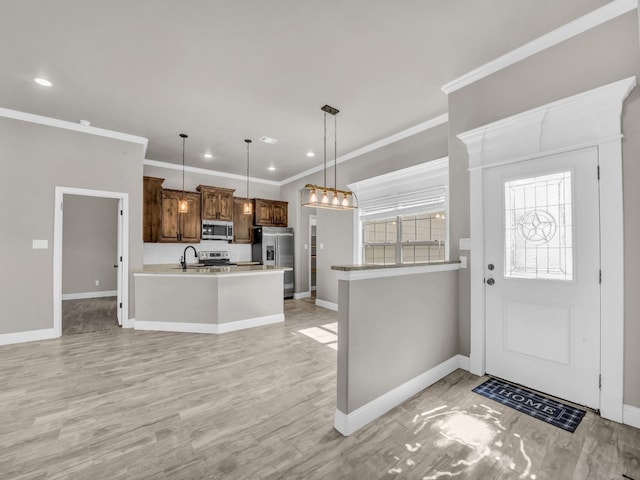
[294,291,311,300]
[334,354,468,436]
[457,354,470,371]
[316,299,338,311]
[62,290,117,300]
[0,328,57,346]
[133,313,284,334]
[217,314,284,333]
[623,404,640,429]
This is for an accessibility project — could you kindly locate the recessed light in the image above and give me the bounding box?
[260,136,278,145]
[306,151,315,158]
[34,77,52,87]
[204,153,213,159]
[268,166,276,171]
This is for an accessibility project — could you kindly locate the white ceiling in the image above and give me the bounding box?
[0,0,611,182]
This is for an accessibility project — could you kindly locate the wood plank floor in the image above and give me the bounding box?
[1,299,638,479]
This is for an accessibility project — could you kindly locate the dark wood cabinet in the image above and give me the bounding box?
[160,190,201,243]
[197,185,235,221]
[143,176,164,242]
[253,198,288,227]
[232,197,254,244]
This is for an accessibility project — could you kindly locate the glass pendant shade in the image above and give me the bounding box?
[179,133,189,214]
[244,139,252,215]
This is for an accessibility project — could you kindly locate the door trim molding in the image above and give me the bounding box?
[458,76,636,423]
[53,187,131,336]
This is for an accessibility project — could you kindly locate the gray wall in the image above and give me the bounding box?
[0,118,144,334]
[62,195,119,295]
[447,12,640,406]
[337,269,458,413]
[281,123,449,295]
[316,209,356,306]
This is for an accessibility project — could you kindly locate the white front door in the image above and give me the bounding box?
[484,147,601,409]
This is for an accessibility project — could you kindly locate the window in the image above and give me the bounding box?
[363,212,446,265]
[349,158,449,265]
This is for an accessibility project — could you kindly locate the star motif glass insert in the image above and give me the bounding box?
[504,171,573,280]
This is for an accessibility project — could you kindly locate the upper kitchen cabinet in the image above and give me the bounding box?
[197,185,235,221]
[232,197,253,244]
[143,176,164,242]
[253,198,288,227]
[160,190,201,243]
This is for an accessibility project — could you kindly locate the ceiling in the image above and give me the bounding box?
[0,0,610,183]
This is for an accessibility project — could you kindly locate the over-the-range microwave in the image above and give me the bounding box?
[202,220,233,241]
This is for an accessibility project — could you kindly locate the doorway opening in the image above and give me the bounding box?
[61,195,120,335]
[309,215,317,301]
[53,187,130,337]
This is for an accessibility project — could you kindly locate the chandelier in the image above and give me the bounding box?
[301,105,357,210]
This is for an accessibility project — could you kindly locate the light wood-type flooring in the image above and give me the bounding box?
[62,297,119,336]
[1,299,639,479]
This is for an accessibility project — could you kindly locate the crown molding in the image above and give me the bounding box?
[143,159,281,186]
[279,113,448,186]
[0,107,149,154]
[442,0,638,95]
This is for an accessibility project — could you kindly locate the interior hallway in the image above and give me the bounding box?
[0,300,638,479]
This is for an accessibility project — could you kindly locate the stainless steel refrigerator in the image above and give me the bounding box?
[252,227,294,298]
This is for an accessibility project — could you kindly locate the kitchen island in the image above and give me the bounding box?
[133,264,289,334]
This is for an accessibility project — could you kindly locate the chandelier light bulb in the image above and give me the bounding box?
[332,192,339,206]
[321,191,329,204]
[342,194,349,207]
[310,189,317,203]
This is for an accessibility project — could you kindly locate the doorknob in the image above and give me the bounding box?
[487,264,495,271]
[487,278,495,286]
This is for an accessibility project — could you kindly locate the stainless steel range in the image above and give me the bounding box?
[197,251,234,266]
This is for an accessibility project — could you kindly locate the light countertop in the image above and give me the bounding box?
[135,264,291,276]
[331,260,461,271]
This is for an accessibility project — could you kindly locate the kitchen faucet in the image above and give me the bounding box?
[180,246,198,271]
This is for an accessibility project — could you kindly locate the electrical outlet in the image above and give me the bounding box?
[95,280,100,286]
[460,256,467,269]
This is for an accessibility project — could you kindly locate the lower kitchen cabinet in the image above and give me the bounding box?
[232,197,253,244]
[160,190,201,243]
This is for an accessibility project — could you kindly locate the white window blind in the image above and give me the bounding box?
[349,157,448,221]
[358,187,445,220]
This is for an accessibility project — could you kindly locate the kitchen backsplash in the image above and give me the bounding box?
[143,241,252,265]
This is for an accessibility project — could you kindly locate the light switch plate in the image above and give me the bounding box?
[460,256,467,269]
[319,243,324,250]
[32,239,48,249]
[459,238,471,251]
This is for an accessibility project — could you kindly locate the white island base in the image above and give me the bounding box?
[133,266,285,334]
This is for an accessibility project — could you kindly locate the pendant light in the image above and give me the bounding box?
[301,105,357,210]
[243,139,253,215]
[178,133,189,214]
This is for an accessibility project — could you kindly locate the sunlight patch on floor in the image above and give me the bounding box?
[386,404,537,479]
[297,326,338,350]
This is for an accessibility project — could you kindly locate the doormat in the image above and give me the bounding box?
[472,377,586,433]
